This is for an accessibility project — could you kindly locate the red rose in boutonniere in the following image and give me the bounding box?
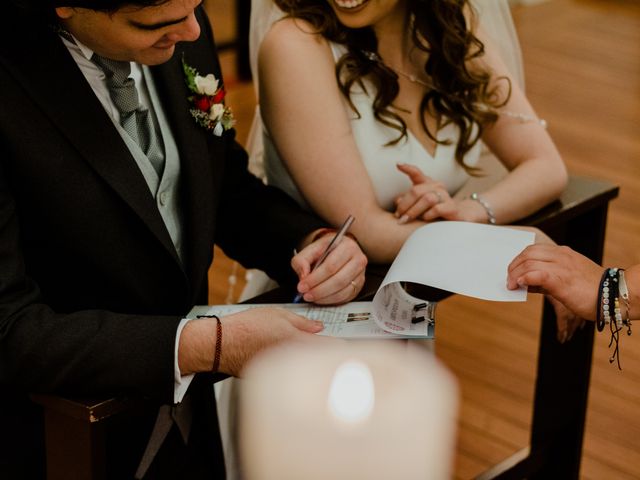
[194,95,213,113]
[182,57,235,136]
[213,89,225,104]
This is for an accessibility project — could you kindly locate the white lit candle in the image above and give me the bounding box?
[239,340,458,480]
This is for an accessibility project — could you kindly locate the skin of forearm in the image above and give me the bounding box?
[178,318,217,375]
[349,210,423,264]
[354,157,564,262]
[480,156,567,224]
[178,317,248,376]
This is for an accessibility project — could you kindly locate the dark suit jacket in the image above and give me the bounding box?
[0,4,325,478]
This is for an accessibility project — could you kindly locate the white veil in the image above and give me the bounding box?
[245,0,525,178]
[244,0,286,179]
[471,0,525,90]
[248,0,287,94]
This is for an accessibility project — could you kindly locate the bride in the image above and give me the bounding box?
[237,0,567,303]
[220,0,568,477]
[247,0,567,264]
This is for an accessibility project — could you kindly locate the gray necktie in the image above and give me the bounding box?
[92,54,165,176]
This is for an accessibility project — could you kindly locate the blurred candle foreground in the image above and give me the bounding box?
[239,340,459,480]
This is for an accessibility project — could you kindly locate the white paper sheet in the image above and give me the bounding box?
[194,222,533,338]
[371,221,534,334]
[384,221,533,302]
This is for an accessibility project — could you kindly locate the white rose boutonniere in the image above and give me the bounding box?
[194,74,219,96]
[182,57,235,136]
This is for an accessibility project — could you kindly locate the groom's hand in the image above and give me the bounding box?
[178,308,326,377]
[292,230,367,305]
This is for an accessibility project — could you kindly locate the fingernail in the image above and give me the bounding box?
[304,293,314,302]
[398,215,409,224]
[298,282,308,293]
[314,320,324,330]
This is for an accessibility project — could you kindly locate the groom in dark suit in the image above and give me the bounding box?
[0,0,366,478]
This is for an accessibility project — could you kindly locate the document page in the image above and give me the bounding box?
[195,222,533,339]
[198,302,434,339]
[374,222,534,334]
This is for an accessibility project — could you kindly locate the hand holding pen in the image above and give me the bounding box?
[291,215,367,305]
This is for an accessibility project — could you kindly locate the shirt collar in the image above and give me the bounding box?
[59,32,95,61]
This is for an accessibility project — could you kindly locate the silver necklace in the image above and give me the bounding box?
[394,69,431,88]
[363,50,431,88]
[362,50,547,128]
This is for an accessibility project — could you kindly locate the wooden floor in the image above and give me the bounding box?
[207,0,640,478]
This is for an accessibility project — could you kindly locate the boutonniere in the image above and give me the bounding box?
[182,58,235,136]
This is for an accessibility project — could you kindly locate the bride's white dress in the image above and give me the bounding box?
[264,43,481,212]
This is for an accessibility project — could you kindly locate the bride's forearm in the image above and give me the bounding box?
[476,156,568,225]
[348,210,423,264]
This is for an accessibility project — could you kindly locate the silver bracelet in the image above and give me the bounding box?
[475,103,547,128]
[501,110,548,129]
[469,193,496,225]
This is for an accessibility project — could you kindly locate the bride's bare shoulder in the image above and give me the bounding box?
[262,16,329,51]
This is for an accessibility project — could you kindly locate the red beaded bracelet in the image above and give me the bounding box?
[212,315,222,373]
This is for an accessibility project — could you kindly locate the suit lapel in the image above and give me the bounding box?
[0,25,179,262]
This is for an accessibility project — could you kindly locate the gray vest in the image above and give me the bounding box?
[116,65,185,264]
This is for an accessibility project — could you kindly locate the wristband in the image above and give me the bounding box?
[212,315,222,373]
[469,193,496,225]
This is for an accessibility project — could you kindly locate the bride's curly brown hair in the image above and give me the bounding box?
[273,0,510,173]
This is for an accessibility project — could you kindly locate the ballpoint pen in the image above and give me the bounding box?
[293,214,355,303]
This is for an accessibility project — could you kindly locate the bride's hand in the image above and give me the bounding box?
[394,163,454,223]
[395,163,491,223]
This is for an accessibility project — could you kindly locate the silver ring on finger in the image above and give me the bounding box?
[430,190,443,204]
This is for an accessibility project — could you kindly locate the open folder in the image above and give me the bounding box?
[191,222,534,339]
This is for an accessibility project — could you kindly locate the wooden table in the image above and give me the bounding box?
[32,175,619,479]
